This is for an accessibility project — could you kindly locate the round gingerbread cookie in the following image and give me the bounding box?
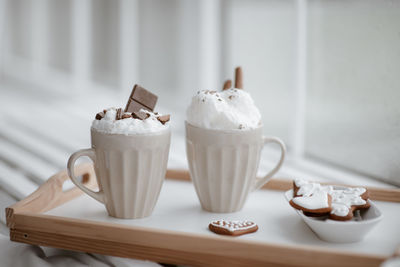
[208,220,258,236]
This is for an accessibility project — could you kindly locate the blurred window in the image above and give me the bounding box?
[1,0,399,186]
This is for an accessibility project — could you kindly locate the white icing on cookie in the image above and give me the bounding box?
[292,191,329,210]
[210,220,256,232]
[330,188,367,216]
[294,179,368,217]
[331,203,350,217]
[295,179,333,196]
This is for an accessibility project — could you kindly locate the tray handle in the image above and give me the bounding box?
[6,163,97,228]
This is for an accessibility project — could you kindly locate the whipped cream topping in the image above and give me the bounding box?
[186,89,262,130]
[91,107,169,135]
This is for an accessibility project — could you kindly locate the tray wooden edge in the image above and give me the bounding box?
[5,163,400,266]
[9,212,387,267]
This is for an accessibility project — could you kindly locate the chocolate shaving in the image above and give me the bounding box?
[103,109,107,114]
[223,79,232,90]
[132,111,150,120]
[95,112,104,120]
[122,113,132,119]
[157,114,170,125]
[116,108,123,120]
[125,84,158,112]
[234,67,243,89]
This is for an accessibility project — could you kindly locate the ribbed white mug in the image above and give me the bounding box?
[185,122,286,213]
[67,128,170,219]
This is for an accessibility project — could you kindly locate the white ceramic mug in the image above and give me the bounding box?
[185,122,286,213]
[67,128,170,219]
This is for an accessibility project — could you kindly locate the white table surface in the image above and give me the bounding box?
[47,179,400,257]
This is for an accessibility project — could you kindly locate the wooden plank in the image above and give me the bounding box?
[9,227,385,267]
[9,229,266,267]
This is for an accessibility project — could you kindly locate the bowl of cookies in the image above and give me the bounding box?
[285,179,383,243]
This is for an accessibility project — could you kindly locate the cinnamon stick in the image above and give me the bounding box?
[222,79,232,90]
[234,67,243,89]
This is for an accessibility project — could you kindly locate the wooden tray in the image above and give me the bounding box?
[5,163,400,267]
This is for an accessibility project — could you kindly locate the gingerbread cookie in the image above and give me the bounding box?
[290,179,370,221]
[329,187,370,221]
[293,179,332,197]
[209,220,258,236]
[289,191,332,214]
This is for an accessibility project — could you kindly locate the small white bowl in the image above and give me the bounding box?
[285,189,383,243]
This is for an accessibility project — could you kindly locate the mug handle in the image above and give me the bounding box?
[253,136,286,191]
[67,148,105,204]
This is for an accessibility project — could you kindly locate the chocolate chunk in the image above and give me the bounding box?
[116,108,123,120]
[132,111,150,120]
[122,113,132,119]
[125,99,149,114]
[125,84,158,112]
[157,114,170,125]
[95,112,104,120]
[103,109,107,114]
